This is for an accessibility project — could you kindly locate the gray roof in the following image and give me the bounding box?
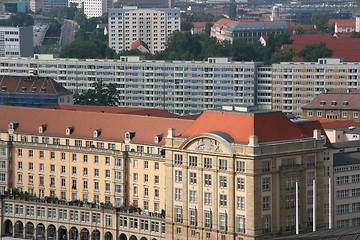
[334,151,360,167]
[227,21,289,32]
[275,226,360,239]
[333,127,360,134]
[332,140,360,149]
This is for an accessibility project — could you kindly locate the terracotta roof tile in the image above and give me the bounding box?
[39,105,179,118]
[0,106,193,144]
[0,75,71,95]
[182,111,323,143]
[192,22,209,28]
[329,19,356,27]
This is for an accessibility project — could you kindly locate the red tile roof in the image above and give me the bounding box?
[39,105,178,118]
[304,117,360,129]
[329,19,355,27]
[303,89,360,110]
[0,75,71,95]
[283,33,360,62]
[182,111,325,143]
[192,22,209,28]
[0,106,193,144]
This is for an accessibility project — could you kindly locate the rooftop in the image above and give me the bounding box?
[0,75,71,96]
[275,226,360,239]
[228,20,289,32]
[332,139,360,149]
[303,89,360,110]
[334,151,360,167]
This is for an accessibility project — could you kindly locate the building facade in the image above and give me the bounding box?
[68,0,113,18]
[108,7,180,54]
[0,105,330,239]
[0,26,33,57]
[30,0,68,13]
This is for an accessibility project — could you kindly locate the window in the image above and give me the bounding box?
[72,166,77,175]
[219,214,227,231]
[306,155,315,167]
[105,170,110,178]
[237,178,245,190]
[189,190,197,203]
[133,159,138,168]
[219,159,227,170]
[105,156,110,165]
[262,177,270,191]
[39,151,44,159]
[175,208,182,223]
[94,181,99,191]
[262,216,271,233]
[204,174,212,186]
[18,149,22,157]
[28,149,33,158]
[236,161,245,172]
[61,152,65,161]
[236,215,245,233]
[204,157,212,168]
[204,192,212,205]
[83,155,88,163]
[50,164,55,172]
[94,155,99,164]
[94,169,99,177]
[307,190,313,204]
[133,173,137,181]
[263,196,270,210]
[154,162,159,170]
[72,153,77,162]
[189,172,197,184]
[154,175,159,184]
[219,176,227,188]
[307,172,315,186]
[175,188,182,200]
[174,154,183,165]
[144,174,149,183]
[219,194,227,207]
[237,196,245,209]
[144,161,148,169]
[50,152,55,160]
[189,156,197,167]
[262,160,270,172]
[18,161,22,170]
[39,163,44,172]
[61,166,66,174]
[175,170,182,182]
[354,112,359,118]
[204,211,212,228]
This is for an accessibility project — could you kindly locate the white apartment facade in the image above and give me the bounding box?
[68,0,113,18]
[108,7,180,54]
[0,54,261,115]
[0,27,33,57]
[30,0,68,13]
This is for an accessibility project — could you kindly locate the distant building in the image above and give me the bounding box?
[279,9,352,25]
[30,0,68,13]
[224,21,290,43]
[302,89,360,122]
[118,0,173,9]
[329,19,356,33]
[131,39,150,53]
[191,22,208,35]
[0,26,33,57]
[68,0,113,18]
[0,76,73,107]
[108,7,180,54]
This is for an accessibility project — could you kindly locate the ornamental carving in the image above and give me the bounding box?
[186,137,224,153]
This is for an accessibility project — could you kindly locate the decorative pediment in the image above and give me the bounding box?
[181,134,235,155]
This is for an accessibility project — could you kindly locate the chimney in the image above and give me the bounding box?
[313,129,322,139]
[347,89,350,93]
[167,128,175,138]
[248,135,259,146]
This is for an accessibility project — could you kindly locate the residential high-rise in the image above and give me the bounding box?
[108,7,180,54]
[0,26,33,57]
[30,0,68,13]
[68,0,113,18]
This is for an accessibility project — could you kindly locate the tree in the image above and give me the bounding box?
[295,26,305,34]
[263,33,292,64]
[270,47,296,64]
[298,42,332,62]
[74,81,119,106]
[74,28,88,41]
[350,31,360,38]
[311,12,329,33]
[204,22,213,36]
[229,2,237,18]
[0,12,34,27]
[180,22,194,31]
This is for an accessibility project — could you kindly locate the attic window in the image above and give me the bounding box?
[93,129,101,138]
[331,101,337,106]
[1,86,6,91]
[154,135,163,144]
[21,87,26,92]
[343,101,349,106]
[41,87,46,92]
[39,124,47,133]
[320,101,326,106]
[8,122,19,130]
[66,127,74,136]
[125,131,135,140]
[31,87,36,92]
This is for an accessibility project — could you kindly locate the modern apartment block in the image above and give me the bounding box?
[30,0,68,13]
[68,0,113,18]
[0,55,262,115]
[108,7,180,54]
[0,105,330,239]
[0,26,33,57]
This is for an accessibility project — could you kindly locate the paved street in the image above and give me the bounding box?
[33,20,49,47]
[60,19,79,49]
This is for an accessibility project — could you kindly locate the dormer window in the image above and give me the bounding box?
[125,131,136,140]
[154,134,162,144]
[331,101,337,106]
[39,124,47,133]
[41,87,46,92]
[1,86,6,91]
[66,127,74,136]
[320,101,326,106]
[8,122,19,130]
[31,87,36,92]
[343,101,349,106]
[21,87,26,92]
[93,129,101,138]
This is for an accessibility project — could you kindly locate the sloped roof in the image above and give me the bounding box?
[213,18,234,28]
[0,106,193,144]
[228,20,289,32]
[181,110,325,143]
[39,105,178,118]
[302,117,360,129]
[334,151,360,167]
[329,19,355,27]
[283,33,360,62]
[303,89,360,110]
[0,75,71,96]
[192,22,208,28]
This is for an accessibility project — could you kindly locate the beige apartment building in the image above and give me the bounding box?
[0,105,331,239]
[108,7,180,54]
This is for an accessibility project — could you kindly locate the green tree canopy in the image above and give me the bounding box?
[180,22,194,31]
[74,81,119,106]
[311,12,329,33]
[270,47,296,64]
[0,12,34,26]
[298,42,332,62]
[229,3,237,18]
